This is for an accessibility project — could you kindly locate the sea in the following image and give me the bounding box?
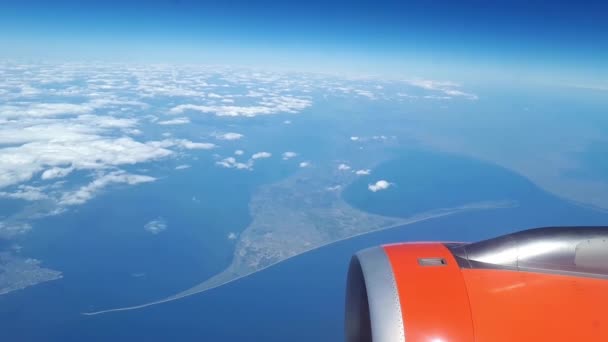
[1,149,607,341]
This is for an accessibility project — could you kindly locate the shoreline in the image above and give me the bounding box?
[82,200,516,316]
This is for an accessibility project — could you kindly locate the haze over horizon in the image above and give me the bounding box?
[1,0,607,84]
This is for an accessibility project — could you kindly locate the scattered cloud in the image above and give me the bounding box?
[350,136,360,141]
[338,163,351,171]
[355,169,371,176]
[251,152,272,160]
[216,157,252,170]
[368,180,392,192]
[59,171,156,206]
[0,185,48,201]
[234,150,244,156]
[216,132,244,141]
[169,95,312,117]
[144,218,167,235]
[299,161,311,168]
[227,232,238,240]
[282,151,297,160]
[157,117,190,125]
[326,185,341,191]
[0,222,32,239]
[0,137,172,189]
[407,79,478,100]
[157,139,215,150]
[41,167,74,180]
[175,164,191,170]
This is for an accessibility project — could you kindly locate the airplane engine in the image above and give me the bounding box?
[345,227,608,342]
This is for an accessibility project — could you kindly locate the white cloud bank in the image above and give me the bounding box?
[169,95,312,117]
[368,180,392,192]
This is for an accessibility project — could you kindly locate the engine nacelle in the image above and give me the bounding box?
[345,243,473,342]
[345,227,608,342]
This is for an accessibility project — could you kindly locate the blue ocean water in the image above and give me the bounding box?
[1,149,607,341]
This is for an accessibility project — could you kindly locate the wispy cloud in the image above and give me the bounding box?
[59,171,155,206]
[0,185,48,201]
[282,151,297,160]
[144,217,167,235]
[157,117,190,125]
[0,222,32,239]
[407,79,478,100]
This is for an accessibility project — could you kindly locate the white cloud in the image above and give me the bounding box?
[0,185,48,201]
[326,185,341,191]
[282,151,297,160]
[169,95,312,117]
[368,180,391,192]
[251,152,272,160]
[215,157,252,170]
[355,169,371,176]
[216,132,244,141]
[0,137,172,189]
[350,136,360,141]
[234,150,244,156]
[0,103,92,119]
[0,222,32,239]
[144,218,167,235]
[407,79,478,100]
[157,117,190,125]
[59,171,156,206]
[299,161,311,168]
[41,167,74,180]
[175,164,191,170]
[355,89,375,99]
[156,139,215,150]
[338,163,351,171]
[227,232,238,240]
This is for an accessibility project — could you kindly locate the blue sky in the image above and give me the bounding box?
[1,0,607,82]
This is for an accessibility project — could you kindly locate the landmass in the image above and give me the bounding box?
[83,163,516,315]
[0,252,62,296]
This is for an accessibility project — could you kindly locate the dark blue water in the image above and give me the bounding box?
[1,149,607,341]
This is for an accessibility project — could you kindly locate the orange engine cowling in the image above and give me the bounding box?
[344,227,608,342]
